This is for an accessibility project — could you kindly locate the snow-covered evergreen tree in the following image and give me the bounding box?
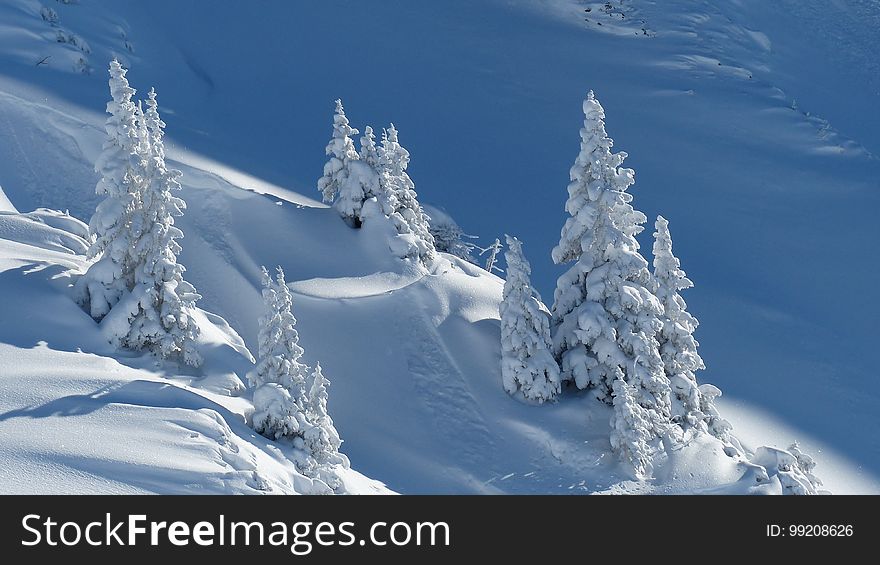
[249,267,349,479]
[317,99,359,206]
[500,235,560,403]
[549,91,671,472]
[337,155,380,229]
[76,59,144,319]
[480,238,504,274]
[122,88,202,366]
[376,124,435,263]
[304,362,345,465]
[76,62,200,365]
[652,216,732,441]
[316,102,384,227]
[652,216,704,426]
[315,110,435,261]
[359,125,380,168]
[249,266,311,442]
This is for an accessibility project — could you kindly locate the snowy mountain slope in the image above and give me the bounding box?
[0,181,825,495]
[0,103,845,496]
[0,206,387,494]
[0,0,878,493]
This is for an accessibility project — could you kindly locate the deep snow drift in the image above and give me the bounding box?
[0,205,386,494]
[1,0,878,494]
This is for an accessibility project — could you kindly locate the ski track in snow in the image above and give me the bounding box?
[396,283,495,466]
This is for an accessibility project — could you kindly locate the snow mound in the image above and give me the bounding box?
[289,270,423,300]
[0,209,88,256]
[0,206,389,494]
[651,433,826,495]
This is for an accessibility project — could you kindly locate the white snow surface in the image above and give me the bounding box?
[0,0,877,493]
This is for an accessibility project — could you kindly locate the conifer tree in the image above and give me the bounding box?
[359,125,380,168]
[500,235,560,403]
[549,91,671,472]
[652,216,702,425]
[653,216,730,439]
[304,362,344,464]
[76,59,144,319]
[317,101,386,228]
[249,268,349,474]
[317,99,359,205]
[249,266,311,441]
[481,238,504,274]
[376,124,435,263]
[124,88,202,366]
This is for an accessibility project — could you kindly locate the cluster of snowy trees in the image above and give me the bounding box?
[60,60,816,489]
[312,91,728,477]
[76,61,347,483]
[318,101,511,272]
[317,100,435,265]
[249,266,348,482]
[75,59,202,367]
[500,91,730,476]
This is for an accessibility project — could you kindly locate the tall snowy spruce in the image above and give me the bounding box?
[376,125,435,264]
[317,99,359,206]
[249,266,311,442]
[305,362,346,466]
[359,125,380,168]
[122,88,202,366]
[653,216,730,439]
[76,59,143,319]
[249,267,346,472]
[550,91,671,475]
[316,100,379,227]
[610,378,654,476]
[500,235,560,403]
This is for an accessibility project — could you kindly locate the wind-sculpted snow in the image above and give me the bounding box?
[0,209,387,494]
[0,0,877,493]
